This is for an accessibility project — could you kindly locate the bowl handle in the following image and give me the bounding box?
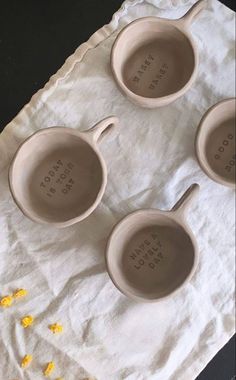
[179,0,205,28]
[171,183,200,215]
[84,116,119,144]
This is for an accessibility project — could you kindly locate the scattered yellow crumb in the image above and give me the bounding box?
[13,288,28,298]
[43,361,55,377]
[49,323,63,334]
[21,315,34,328]
[0,295,13,307]
[21,354,32,368]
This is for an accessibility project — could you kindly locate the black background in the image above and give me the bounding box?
[0,1,235,379]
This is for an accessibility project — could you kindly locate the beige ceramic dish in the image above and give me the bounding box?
[111,0,205,108]
[106,184,199,302]
[9,116,118,227]
[195,98,236,188]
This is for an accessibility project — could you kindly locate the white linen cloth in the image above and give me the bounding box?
[0,0,235,379]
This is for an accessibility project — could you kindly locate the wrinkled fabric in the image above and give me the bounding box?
[0,1,235,379]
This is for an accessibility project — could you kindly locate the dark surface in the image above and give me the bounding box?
[0,1,235,379]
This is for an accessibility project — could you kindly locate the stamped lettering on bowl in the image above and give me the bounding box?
[39,159,76,198]
[148,63,169,90]
[123,38,189,99]
[128,232,164,271]
[131,53,169,90]
[213,133,235,173]
[206,120,236,181]
[132,53,154,83]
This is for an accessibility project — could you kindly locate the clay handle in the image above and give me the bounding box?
[171,184,200,215]
[85,116,118,144]
[180,0,205,28]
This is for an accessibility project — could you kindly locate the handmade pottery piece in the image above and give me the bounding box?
[195,98,236,188]
[106,184,199,301]
[111,0,205,108]
[9,116,118,227]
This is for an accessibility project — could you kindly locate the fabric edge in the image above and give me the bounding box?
[0,0,235,378]
[0,0,142,138]
[186,332,235,380]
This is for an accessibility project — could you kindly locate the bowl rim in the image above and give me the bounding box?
[8,127,107,228]
[105,208,198,302]
[110,16,198,107]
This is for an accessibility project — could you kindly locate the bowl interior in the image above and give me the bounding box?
[197,99,236,186]
[112,19,195,99]
[10,130,103,224]
[107,212,195,300]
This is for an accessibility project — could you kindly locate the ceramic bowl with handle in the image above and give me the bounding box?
[106,184,199,302]
[195,98,236,188]
[111,0,205,108]
[9,116,118,227]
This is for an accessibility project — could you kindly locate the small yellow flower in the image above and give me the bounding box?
[13,288,28,298]
[21,354,32,368]
[44,361,55,377]
[49,323,63,334]
[21,315,34,328]
[0,295,13,307]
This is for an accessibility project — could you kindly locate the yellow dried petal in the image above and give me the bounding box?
[21,354,32,368]
[44,361,55,377]
[21,315,34,328]
[49,323,63,334]
[0,295,13,307]
[13,288,28,298]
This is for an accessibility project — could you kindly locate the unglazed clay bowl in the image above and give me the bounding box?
[111,0,205,108]
[195,98,236,188]
[106,184,199,302]
[9,116,118,227]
